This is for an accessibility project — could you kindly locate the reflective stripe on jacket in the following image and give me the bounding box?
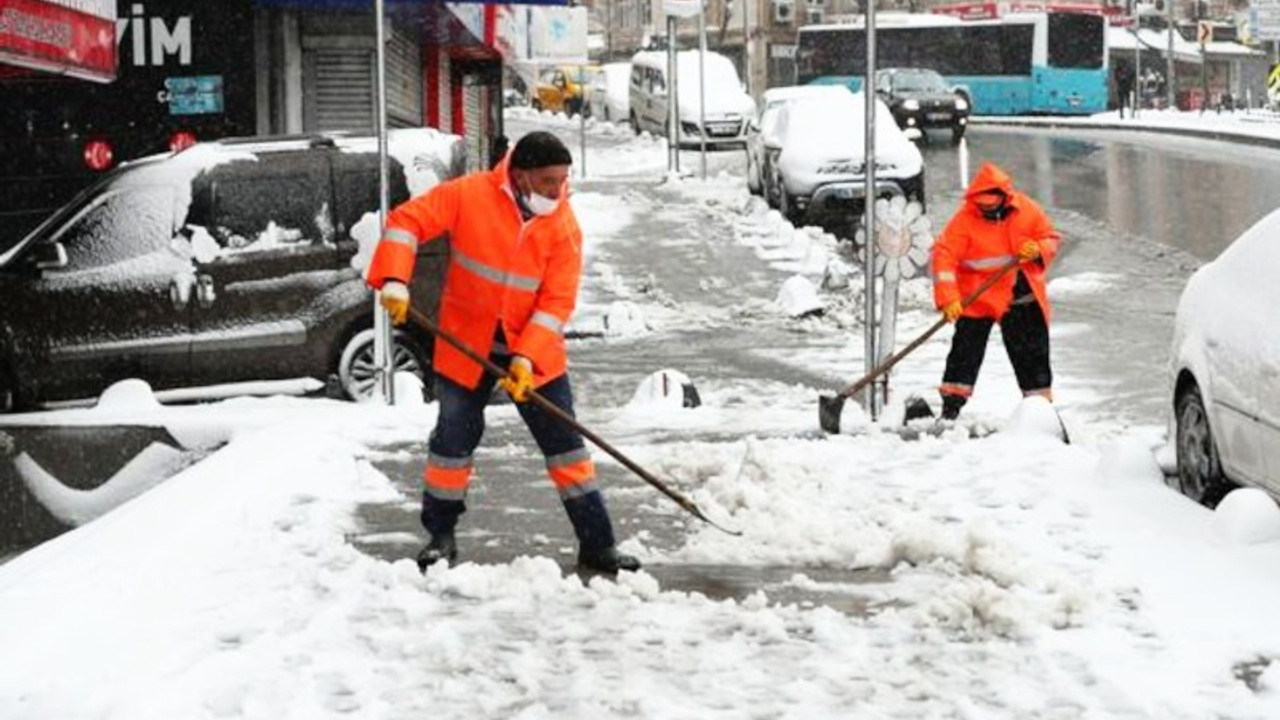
[364,153,583,390]
[931,162,1060,322]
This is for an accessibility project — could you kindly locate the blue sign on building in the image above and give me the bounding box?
[165,75,226,116]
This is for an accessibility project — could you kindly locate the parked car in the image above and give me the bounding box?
[628,50,755,148]
[587,62,632,123]
[0,130,464,412]
[746,85,850,200]
[533,65,594,115]
[874,68,970,143]
[765,91,925,224]
[1168,207,1280,506]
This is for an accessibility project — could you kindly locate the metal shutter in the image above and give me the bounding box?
[463,82,484,172]
[309,48,375,133]
[385,25,423,128]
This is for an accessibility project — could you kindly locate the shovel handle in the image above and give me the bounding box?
[405,306,742,536]
[836,259,1019,402]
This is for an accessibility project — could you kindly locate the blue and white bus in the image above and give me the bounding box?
[795,12,1108,115]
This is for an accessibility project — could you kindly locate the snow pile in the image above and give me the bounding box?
[1212,489,1280,545]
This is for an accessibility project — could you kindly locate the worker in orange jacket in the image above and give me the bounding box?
[932,162,1061,421]
[365,131,639,574]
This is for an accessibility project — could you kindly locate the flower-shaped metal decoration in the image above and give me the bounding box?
[855,196,933,281]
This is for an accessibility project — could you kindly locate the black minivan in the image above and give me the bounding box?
[0,130,464,412]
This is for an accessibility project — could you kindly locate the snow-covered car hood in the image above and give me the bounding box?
[775,92,923,193]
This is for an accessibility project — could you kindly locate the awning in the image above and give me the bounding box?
[1106,26,1204,65]
[0,0,116,82]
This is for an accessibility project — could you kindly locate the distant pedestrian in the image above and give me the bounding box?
[1115,64,1134,118]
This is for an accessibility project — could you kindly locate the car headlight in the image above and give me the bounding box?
[903,99,920,111]
[955,97,969,111]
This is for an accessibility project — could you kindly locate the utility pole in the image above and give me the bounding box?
[863,2,879,420]
[741,0,750,95]
[1166,0,1176,109]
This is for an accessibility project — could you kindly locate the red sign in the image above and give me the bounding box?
[0,0,117,83]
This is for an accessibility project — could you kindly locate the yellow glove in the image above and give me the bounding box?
[941,300,963,323]
[379,281,410,326]
[1018,240,1040,262]
[501,356,535,403]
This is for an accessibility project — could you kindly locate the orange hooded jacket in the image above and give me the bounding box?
[932,162,1060,322]
[364,153,583,390]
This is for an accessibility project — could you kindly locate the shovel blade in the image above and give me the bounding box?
[818,393,845,434]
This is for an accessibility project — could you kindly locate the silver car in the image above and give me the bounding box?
[767,91,925,223]
[746,85,849,202]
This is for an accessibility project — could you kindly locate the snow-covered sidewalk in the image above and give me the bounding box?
[979,107,1280,148]
[3,115,1280,719]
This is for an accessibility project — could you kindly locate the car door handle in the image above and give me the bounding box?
[196,274,217,309]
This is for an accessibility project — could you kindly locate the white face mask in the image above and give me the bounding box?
[525,191,558,216]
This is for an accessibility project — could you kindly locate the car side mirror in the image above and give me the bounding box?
[32,241,67,270]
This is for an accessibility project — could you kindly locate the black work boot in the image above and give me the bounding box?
[577,545,642,573]
[563,491,641,574]
[940,394,966,421]
[415,530,457,572]
[417,492,465,572]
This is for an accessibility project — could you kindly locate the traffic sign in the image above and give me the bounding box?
[1197,20,1212,45]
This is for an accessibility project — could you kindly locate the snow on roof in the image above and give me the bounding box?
[1107,26,1261,62]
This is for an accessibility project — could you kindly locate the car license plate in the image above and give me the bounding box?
[926,112,952,121]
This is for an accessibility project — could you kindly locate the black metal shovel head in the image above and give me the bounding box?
[818,393,845,434]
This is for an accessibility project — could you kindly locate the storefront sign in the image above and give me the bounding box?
[0,0,116,82]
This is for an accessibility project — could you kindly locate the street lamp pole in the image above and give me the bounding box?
[1166,0,1176,109]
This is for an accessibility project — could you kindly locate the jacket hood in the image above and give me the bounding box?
[963,162,1015,201]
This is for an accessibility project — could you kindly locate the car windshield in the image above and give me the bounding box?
[892,71,949,93]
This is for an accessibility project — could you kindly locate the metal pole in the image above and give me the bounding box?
[863,3,878,420]
[697,3,708,179]
[1166,0,1176,109]
[741,0,750,95]
[1134,21,1141,118]
[668,16,680,174]
[373,0,395,405]
[580,66,588,177]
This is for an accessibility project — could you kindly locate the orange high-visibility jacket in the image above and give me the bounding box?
[365,154,583,390]
[932,162,1060,322]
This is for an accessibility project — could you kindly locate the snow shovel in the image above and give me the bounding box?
[407,306,741,536]
[818,259,1019,434]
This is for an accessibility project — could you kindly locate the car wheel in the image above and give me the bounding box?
[338,328,434,403]
[1175,382,1232,507]
[951,124,967,144]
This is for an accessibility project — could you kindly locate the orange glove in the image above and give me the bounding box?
[941,300,963,323]
[1018,240,1040,262]
[501,356,535,402]
[379,280,410,326]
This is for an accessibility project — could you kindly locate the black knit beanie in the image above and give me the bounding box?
[509,131,573,169]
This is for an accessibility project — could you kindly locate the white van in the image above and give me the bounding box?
[628,50,756,147]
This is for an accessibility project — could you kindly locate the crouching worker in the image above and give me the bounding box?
[365,131,640,574]
[932,162,1061,422]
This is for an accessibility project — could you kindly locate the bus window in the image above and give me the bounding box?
[1048,14,1105,69]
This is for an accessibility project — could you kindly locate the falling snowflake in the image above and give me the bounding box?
[855,195,933,280]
